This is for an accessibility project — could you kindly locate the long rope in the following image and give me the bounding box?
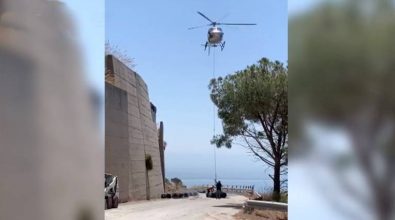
[212,47,217,182]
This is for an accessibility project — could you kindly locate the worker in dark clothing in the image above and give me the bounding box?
[216,180,222,199]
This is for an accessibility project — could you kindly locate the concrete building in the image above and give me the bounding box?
[105,55,164,202]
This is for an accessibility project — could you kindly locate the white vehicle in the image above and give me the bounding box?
[105,173,119,209]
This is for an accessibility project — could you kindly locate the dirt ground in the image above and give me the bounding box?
[234,209,288,220]
[105,193,247,220]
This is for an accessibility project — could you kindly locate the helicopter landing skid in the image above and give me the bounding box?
[220,41,226,51]
[202,42,226,55]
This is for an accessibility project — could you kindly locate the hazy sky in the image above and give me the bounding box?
[288,0,320,14]
[65,0,288,184]
[105,0,287,182]
[64,0,104,93]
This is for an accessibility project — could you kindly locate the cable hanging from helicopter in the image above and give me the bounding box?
[189,11,256,183]
[188,11,256,55]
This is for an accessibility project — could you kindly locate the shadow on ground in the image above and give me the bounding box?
[212,203,243,210]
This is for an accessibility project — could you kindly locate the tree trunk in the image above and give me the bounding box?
[272,160,281,202]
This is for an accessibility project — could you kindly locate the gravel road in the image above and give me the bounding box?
[105,193,247,220]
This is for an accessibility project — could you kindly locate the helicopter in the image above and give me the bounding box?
[188,11,256,54]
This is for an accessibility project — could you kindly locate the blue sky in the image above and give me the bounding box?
[289,0,324,15]
[45,2,351,219]
[63,0,105,130]
[64,0,288,185]
[105,0,288,183]
[60,1,346,219]
[64,0,104,93]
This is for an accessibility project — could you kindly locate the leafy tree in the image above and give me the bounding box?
[209,58,288,201]
[170,177,182,186]
[290,0,395,219]
[170,177,185,190]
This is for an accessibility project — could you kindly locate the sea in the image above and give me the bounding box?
[179,178,272,193]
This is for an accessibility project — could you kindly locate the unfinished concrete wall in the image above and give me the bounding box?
[135,75,164,198]
[158,121,166,191]
[105,83,130,202]
[105,55,164,200]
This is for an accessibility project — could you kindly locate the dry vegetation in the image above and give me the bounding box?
[253,191,288,203]
[105,42,135,69]
[164,178,187,193]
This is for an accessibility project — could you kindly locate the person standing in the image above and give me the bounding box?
[216,180,222,199]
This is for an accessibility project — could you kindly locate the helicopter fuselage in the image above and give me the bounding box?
[207,27,223,45]
[189,11,256,53]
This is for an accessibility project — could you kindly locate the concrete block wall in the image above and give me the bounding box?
[105,83,130,202]
[105,55,164,201]
[135,77,164,198]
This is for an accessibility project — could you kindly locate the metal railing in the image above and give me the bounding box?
[191,184,255,194]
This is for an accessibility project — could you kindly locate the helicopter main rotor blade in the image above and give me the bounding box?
[188,24,211,30]
[218,23,257,26]
[197,11,214,23]
[218,13,230,22]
